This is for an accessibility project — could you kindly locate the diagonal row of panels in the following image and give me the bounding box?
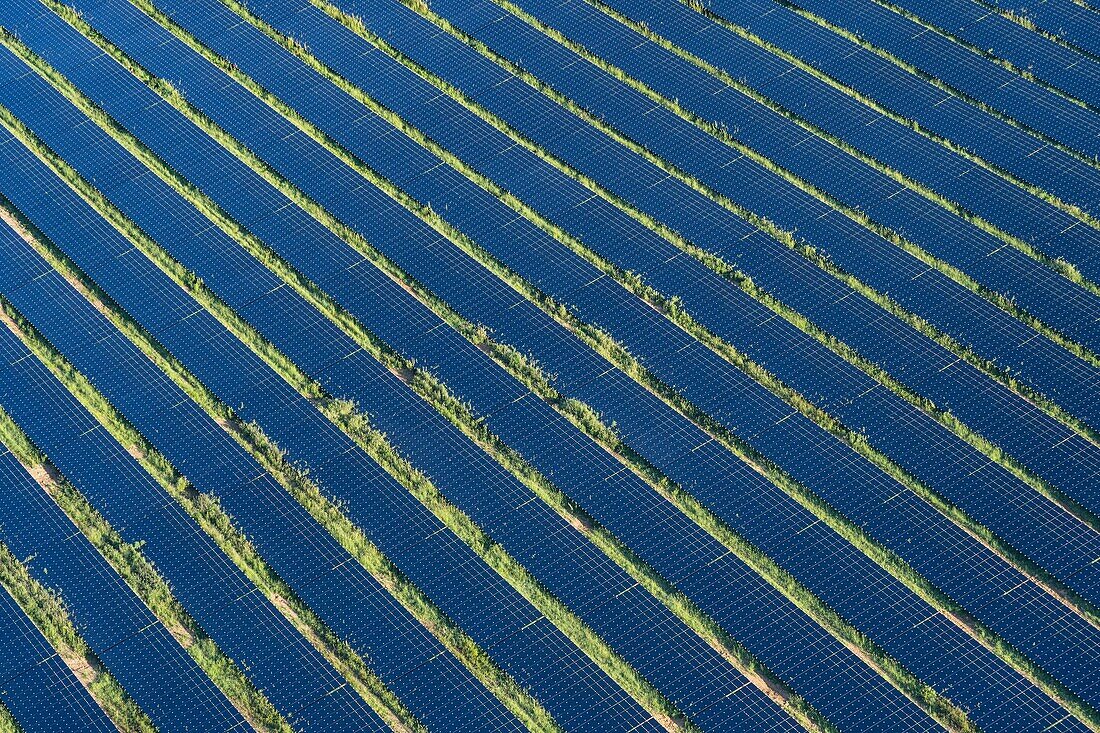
[972,0,1100,58]
[0,2,1082,726]
[0,187,539,732]
[301,0,1100,528]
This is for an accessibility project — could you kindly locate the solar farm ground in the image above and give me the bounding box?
[0,0,1097,731]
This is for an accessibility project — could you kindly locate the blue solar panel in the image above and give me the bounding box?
[987,0,1100,57]
[378,1,1100,429]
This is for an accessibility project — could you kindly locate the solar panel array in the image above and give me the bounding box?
[0,0,1096,731]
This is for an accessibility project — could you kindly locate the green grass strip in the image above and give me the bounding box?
[181,0,1100,606]
[1,401,291,733]
[667,0,1100,285]
[484,0,1100,370]
[0,703,20,733]
[566,0,1100,612]
[72,0,1100,726]
[0,403,277,733]
[677,0,1100,241]
[0,493,157,733]
[33,5,833,731]
[45,1,1082,726]
[304,0,1100,454]
[0,114,563,733]
[0,207,423,733]
[45,2,1100,726]
[0,288,298,733]
[0,142,563,733]
[111,0,1100,726]
[246,0,1100,549]
[592,0,1100,534]
[0,24,696,733]
[301,3,1100,722]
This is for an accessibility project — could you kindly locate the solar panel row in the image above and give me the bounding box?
[0,11,866,730]
[216,0,1100,648]
[0,28,670,733]
[0,330,255,733]
[974,0,1100,59]
[547,0,1100,332]
[704,0,1100,226]
[0,143,527,731]
[0,7,827,730]
[356,0,1100,510]
[777,0,1100,166]
[0,528,117,733]
[83,0,1091,717]
[331,0,1100,484]
[276,0,1100,597]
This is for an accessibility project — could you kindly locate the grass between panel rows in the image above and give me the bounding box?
[0,543,153,732]
[679,0,1100,243]
[0,140,567,733]
[178,0,1100,639]
[527,0,1100,600]
[38,1,1078,730]
[0,213,422,733]
[354,0,1100,603]
[127,0,1100,726]
[0,243,558,733]
[969,0,1100,66]
[872,0,1100,115]
[224,0,1100,602]
[410,0,1100,445]
[0,705,19,733]
[0,448,157,733]
[309,0,1100,459]
[0,29,695,733]
[55,2,1100,729]
[230,0,1100,640]
[30,1,1100,726]
[576,0,1100,616]
[323,3,1100,725]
